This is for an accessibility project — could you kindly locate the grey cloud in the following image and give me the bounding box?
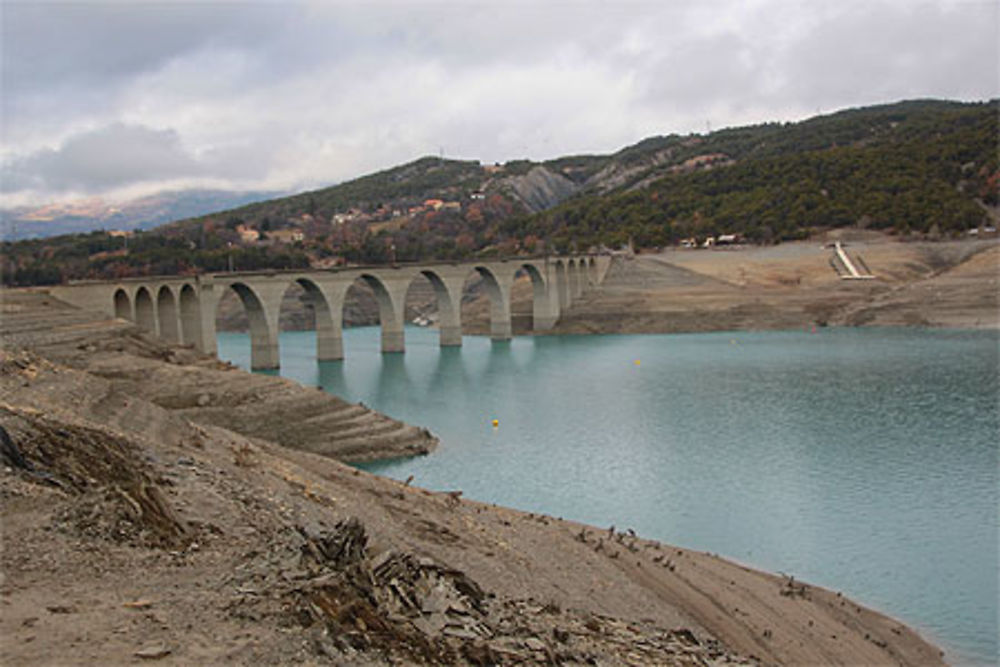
[636,31,766,113]
[1,3,291,95]
[3,123,201,193]
[779,1,999,108]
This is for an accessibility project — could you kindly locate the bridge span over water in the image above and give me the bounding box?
[51,255,609,369]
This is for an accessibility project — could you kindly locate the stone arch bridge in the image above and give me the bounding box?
[50,255,609,369]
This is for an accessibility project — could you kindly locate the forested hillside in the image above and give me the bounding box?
[511,100,997,249]
[3,99,995,286]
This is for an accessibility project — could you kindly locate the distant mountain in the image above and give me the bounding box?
[1,188,285,240]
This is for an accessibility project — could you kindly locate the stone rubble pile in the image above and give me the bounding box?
[223,518,754,665]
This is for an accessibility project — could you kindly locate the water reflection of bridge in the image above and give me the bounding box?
[51,256,609,369]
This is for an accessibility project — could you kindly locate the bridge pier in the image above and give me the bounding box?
[439,324,462,346]
[156,287,181,343]
[366,274,409,354]
[317,330,343,361]
[304,278,344,361]
[425,272,466,347]
[250,323,281,369]
[480,266,513,341]
[568,261,581,299]
[530,262,560,331]
[490,318,512,340]
[381,329,405,353]
[554,261,571,310]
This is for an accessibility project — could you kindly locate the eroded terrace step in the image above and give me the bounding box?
[324,426,433,460]
[306,418,405,442]
[300,408,383,431]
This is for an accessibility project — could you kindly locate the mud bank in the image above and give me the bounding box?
[0,289,946,665]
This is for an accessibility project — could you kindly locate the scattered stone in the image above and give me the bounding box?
[780,576,809,598]
[524,637,546,651]
[45,605,77,614]
[134,643,171,659]
[442,626,479,640]
[123,599,154,609]
[460,641,498,665]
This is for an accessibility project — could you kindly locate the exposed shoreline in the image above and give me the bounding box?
[0,287,952,665]
[538,235,999,337]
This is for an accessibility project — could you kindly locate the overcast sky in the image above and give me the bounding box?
[1,0,997,207]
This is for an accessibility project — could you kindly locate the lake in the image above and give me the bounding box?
[218,326,999,664]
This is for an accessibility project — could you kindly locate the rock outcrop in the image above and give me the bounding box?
[501,166,580,213]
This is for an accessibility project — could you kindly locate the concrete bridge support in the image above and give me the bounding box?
[520,262,559,331]
[568,260,581,299]
[179,284,206,351]
[554,261,570,311]
[476,266,512,340]
[156,286,181,344]
[422,271,465,347]
[300,280,342,362]
[232,282,284,370]
[134,287,157,334]
[114,289,131,321]
[361,273,408,354]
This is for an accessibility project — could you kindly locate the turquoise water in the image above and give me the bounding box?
[218,327,999,664]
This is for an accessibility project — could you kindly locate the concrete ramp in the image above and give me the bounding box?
[833,242,875,280]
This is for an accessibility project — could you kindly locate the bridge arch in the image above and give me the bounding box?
[414,269,462,347]
[281,277,341,361]
[113,288,131,321]
[516,261,559,332]
[179,284,202,347]
[134,286,156,333]
[223,282,278,369]
[157,285,180,343]
[358,273,405,353]
[470,265,511,340]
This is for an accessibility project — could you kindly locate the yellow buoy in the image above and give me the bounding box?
[634,359,641,367]
[491,419,499,428]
